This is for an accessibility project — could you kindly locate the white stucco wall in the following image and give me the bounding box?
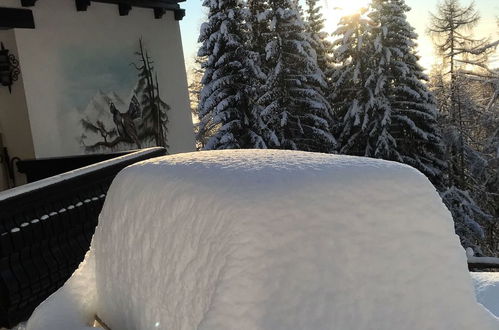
[3,0,195,158]
[0,29,34,190]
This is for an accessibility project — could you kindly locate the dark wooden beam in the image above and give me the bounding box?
[153,8,165,19]
[94,0,181,11]
[81,0,186,20]
[20,0,37,6]
[173,8,185,21]
[118,3,132,16]
[75,0,91,11]
[19,0,186,16]
[0,7,35,29]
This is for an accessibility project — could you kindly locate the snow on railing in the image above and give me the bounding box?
[0,147,165,202]
[1,194,107,237]
[468,256,499,270]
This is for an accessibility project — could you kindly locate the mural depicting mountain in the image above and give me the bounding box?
[79,89,140,152]
[85,90,124,123]
[78,38,170,153]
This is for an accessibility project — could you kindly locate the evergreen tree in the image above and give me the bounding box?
[198,0,266,149]
[330,10,379,156]
[305,0,333,85]
[292,0,306,20]
[247,0,274,147]
[248,0,271,72]
[368,0,446,186]
[259,0,335,152]
[333,1,446,185]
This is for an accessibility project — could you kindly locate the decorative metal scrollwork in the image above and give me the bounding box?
[9,54,20,84]
[0,42,21,93]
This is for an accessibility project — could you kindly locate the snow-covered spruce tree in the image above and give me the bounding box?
[292,0,306,21]
[367,0,447,186]
[258,0,335,152]
[330,10,379,156]
[368,0,494,252]
[248,0,270,71]
[197,0,266,149]
[247,0,276,146]
[305,0,333,86]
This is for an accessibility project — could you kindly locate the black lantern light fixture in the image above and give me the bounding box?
[0,42,20,93]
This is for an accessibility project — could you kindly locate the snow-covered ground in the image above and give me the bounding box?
[23,150,499,329]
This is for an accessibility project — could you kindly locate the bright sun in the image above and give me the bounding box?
[321,0,371,33]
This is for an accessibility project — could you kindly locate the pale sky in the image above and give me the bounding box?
[179,0,498,74]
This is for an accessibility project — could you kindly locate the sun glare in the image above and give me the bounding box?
[321,0,371,34]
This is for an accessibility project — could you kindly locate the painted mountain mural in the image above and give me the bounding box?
[78,39,170,153]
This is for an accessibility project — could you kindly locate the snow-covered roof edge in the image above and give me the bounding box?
[0,147,165,202]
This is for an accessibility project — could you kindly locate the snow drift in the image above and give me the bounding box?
[26,150,498,329]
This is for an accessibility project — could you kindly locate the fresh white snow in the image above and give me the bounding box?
[11,251,96,330]
[472,272,499,318]
[25,150,499,329]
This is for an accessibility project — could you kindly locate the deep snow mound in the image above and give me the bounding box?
[27,150,498,329]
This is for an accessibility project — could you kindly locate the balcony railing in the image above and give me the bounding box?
[0,147,166,328]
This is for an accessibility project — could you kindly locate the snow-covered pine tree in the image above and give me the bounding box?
[248,0,270,71]
[368,0,446,186]
[330,10,378,156]
[305,0,333,86]
[292,0,306,20]
[258,0,335,152]
[197,0,266,149]
[246,0,275,146]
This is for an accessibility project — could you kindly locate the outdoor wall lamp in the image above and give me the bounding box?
[0,43,20,93]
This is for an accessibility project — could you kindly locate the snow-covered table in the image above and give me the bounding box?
[25,150,498,329]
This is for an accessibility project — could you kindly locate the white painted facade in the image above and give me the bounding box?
[0,0,195,190]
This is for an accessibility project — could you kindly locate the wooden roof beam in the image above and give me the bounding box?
[75,0,186,20]
[20,0,37,7]
[0,7,35,29]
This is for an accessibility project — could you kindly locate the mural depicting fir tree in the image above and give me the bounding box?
[80,38,170,152]
[133,38,170,149]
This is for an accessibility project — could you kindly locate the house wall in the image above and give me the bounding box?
[3,0,195,160]
[0,29,34,190]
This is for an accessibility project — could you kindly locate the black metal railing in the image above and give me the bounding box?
[0,147,166,327]
[16,150,134,183]
[468,256,499,272]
